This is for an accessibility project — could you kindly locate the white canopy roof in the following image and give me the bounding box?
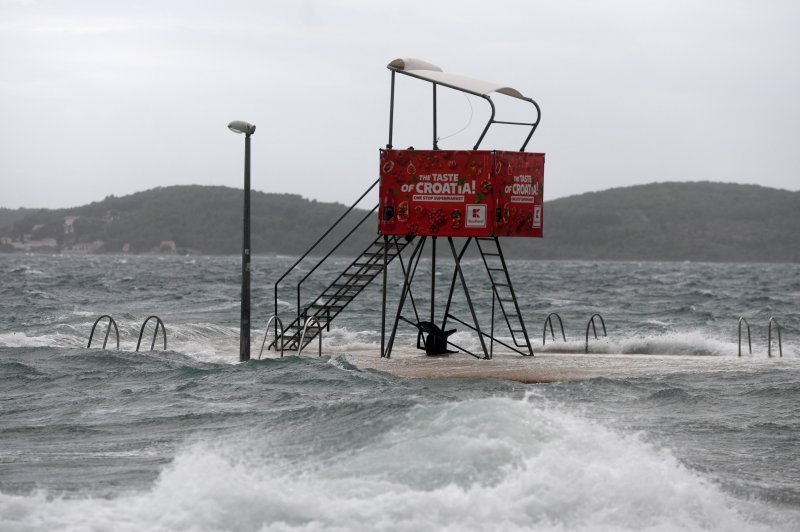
[387,58,528,100]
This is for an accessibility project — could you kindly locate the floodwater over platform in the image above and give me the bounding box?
[339,347,800,384]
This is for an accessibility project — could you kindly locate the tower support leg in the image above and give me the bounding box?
[447,237,489,359]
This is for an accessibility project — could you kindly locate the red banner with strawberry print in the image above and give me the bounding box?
[493,151,544,238]
[378,149,544,238]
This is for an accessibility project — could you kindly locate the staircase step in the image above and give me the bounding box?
[321,294,356,301]
[311,303,344,311]
[334,281,370,290]
[330,284,362,290]
[362,251,401,258]
[277,237,410,348]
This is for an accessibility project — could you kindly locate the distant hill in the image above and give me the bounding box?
[1,182,798,262]
[518,182,800,262]
[0,186,375,256]
[0,207,35,230]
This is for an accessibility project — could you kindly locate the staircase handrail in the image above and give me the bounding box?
[296,204,378,323]
[274,178,380,325]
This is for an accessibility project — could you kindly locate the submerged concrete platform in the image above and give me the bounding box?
[333,347,796,383]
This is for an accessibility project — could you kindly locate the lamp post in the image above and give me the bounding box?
[228,120,256,362]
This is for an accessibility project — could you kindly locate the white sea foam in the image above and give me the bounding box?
[255,323,800,360]
[1,397,795,532]
[534,329,792,358]
[5,320,796,360]
[0,331,84,349]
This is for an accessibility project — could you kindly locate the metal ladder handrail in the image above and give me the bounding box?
[473,236,533,355]
[298,316,323,357]
[273,178,380,328]
[543,313,566,346]
[738,316,752,356]
[259,315,285,359]
[768,317,782,358]
[87,315,120,350]
[585,313,607,353]
[276,235,411,354]
[135,315,167,351]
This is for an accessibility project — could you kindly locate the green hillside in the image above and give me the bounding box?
[0,208,34,230]
[519,182,800,262]
[1,182,798,262]
[0,186,375,256]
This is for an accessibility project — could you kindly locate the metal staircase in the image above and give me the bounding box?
[272,235,411,353]
[475,236,533,355]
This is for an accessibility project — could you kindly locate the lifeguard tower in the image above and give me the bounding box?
[266,58,544,360]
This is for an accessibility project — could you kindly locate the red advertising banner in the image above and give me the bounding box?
[493,151,545,238]
[379,149,495,238]
[378,149,544,238]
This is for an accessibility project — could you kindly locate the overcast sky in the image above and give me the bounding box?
[1,0,798,209]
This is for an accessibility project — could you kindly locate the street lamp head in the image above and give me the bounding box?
[228,120,256,135]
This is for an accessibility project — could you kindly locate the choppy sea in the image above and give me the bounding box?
[1,254,798,531]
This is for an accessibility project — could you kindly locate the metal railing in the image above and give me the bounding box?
[135,315,167,351]
[543,313,566,346]
[259,315,285,359]
[768,317,783,358]
[738,316,752,357]
[296,205,378,325]
[585,313,607,353]
[386,66,542,152]
[273,179,379,328]
[87,315,120,350]
[298,316,323,357]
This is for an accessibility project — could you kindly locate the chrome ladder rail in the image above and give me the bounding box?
[259,315,285,359]
[738,316,752,357]
[585,313,607,353]
[87,315,120,350]
[298,316,323,357]
[543,313,566,346]
[768,317,782,358]
[135,315,167,351]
